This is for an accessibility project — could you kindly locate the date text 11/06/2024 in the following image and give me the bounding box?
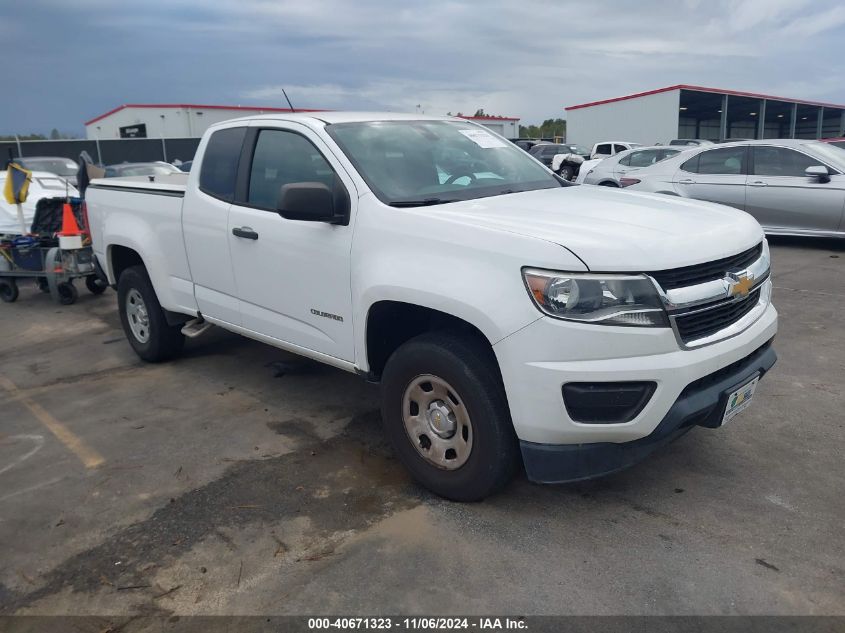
[307,617,528,630]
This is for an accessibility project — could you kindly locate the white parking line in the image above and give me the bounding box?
[0,434,45,476]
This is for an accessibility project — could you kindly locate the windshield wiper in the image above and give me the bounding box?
[388,197,459,207]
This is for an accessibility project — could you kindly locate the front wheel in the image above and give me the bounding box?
[380,332,520,501]
[559,165,575,181]
[117,265,184,362]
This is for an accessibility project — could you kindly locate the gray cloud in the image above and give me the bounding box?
[2,0,844,135]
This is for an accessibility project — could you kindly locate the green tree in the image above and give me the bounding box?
[519,118,567,140]
[50,128,61,140]
[0,133,47,141]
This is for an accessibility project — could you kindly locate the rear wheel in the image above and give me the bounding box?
[380,331,520,501]
[0,280,19,303]
[118,265,184,362]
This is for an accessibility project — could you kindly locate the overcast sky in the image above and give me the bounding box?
[3,0,845,135]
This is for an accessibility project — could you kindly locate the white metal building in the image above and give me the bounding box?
[565,85,845,147]
[456,115,520,138]
[85,104,324,140]
[86,104,520,140]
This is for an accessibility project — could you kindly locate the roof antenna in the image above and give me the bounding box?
[282,89,296,113]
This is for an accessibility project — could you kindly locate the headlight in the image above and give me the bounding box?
[523,269,669,327]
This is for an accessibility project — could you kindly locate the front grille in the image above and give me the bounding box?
[674,288,761,343]
[649,243,763,290]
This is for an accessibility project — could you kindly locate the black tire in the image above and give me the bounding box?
[56,282,78,305]
[559,165,575,181]
[85,275,108,295]
[117,265,185,362]
[0,280,19,303]
[380,331,520,501]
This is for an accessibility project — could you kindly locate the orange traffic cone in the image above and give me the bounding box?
[59,202,80,236]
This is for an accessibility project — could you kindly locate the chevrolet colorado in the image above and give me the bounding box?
[87,113,778,501]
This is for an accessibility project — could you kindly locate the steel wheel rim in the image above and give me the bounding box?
[402,374,473,470]
[126,288,150,343]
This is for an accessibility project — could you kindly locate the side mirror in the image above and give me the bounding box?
[805,165,830,182]
[276,181,350,225]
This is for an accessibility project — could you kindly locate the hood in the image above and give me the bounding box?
[430,186,764,271]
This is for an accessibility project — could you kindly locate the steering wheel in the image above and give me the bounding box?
[443,171,478,185]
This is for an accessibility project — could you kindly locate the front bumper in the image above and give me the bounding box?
[519,339,776,483]
[494,288,777,445]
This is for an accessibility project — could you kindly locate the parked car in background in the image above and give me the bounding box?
[590,141,641,160]
[512,139,540,152]
[530,143,591,180]
[582,146,687,187]
[12,156,79,186]
[104,162,184,178]
[821,137,845,150]
[669,139,715,147]
[529,143,590,164]
[574,158,603,184]
[0,171,80,234]
[621,139,845,238]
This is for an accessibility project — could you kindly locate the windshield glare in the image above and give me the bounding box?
[327,120,562,206]
[21,158,78,176]
[566,145,590,155]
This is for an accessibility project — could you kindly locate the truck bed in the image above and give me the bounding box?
[86,173,197,316]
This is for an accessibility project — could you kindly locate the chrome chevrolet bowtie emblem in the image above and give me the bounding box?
[726,272,754,299]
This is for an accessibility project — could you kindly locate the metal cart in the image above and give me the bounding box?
[0,198,108,305]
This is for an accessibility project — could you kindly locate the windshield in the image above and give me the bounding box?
[564,145,590,156]
[326,120,562,206]
[19,158,78,176]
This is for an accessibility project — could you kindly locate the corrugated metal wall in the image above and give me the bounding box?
[566,90,680,147]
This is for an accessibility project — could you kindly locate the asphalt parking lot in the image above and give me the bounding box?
[0,237,843,617]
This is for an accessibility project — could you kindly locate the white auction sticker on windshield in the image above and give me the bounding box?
[459,129,508,148]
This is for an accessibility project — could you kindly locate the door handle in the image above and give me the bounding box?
[677,178,695,184]
[232,227,259,240]
[748,181,768,187]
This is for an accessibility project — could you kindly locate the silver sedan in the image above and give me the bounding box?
[581,146,687,187]
[621,139,845,238]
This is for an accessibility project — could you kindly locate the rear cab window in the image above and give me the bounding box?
[199,127,248,201]
[595,144,612,155]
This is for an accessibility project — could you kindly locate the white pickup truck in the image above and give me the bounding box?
[87,112,778,501]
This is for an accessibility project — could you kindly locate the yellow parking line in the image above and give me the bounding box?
[0,374,105,469]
